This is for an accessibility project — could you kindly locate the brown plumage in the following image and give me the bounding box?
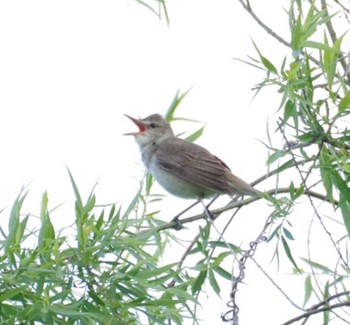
[125,113,260,199]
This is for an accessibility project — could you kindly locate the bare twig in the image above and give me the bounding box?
[236,0,290,47]
[281,301,350,325]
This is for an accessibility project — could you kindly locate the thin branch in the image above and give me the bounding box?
[251,257,306,312]
[281,301,350,325]
[311,290,350,311]
[236,0,290,47]
[152,187,336,233]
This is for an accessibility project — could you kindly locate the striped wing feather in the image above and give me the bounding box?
[155,138,232,193]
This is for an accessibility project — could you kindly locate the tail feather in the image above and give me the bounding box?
[227,172,261,197]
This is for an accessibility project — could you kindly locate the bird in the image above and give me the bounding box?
[124,113,260,202]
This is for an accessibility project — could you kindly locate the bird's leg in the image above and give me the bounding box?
[171,199,200,230]
[206,194,220,210]
[200,195,219,220]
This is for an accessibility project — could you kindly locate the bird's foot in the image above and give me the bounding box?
[204,206,215,220]
[171,216,184,231]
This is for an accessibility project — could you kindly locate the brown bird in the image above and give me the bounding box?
[125,114,260,201]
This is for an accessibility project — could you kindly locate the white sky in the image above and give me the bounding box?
[1,0,344,324]
[0,0,289,205]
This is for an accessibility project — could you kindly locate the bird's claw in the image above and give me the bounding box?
[171,216,184,231]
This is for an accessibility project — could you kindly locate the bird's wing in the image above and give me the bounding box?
[154,138,232,193]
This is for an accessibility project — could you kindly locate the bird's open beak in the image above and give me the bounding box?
[124,114,147,135]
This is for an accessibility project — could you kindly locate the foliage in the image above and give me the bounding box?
[238,0,350,324]
[0,173,195,324]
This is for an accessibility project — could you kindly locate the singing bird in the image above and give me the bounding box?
[125,114,260,200]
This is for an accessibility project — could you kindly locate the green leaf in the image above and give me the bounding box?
[283,100,296,122]
[274,159,295,174]
[192,269,207,294]
[323,282,330,324]
[291,5,330,52]
[185,126,204,143]
[38,192,55,252]
[339,191,350,236]
[211,251,231,268]
[213,265,232,281]
[301,258,335,274]
[320,147,334,202]
[286,61,302,80]
[304,40,342,53]
[145,172,154,196]
[208,240,241,252]
[339,90,350,113]
[136,263,177,279]
[208,269,220,296]
[66,167,83,212]
[83,193,96,215]
[165,89,191,122]
[293,185,304,200]
[122,187,142,219]
[266,150,286,165]
[303,275,312,306]
[3,189,27,256]
[281,236,300,271]
[322,33,343,89]
[252,40,277,74]
[291,14,303,53]
[164,288,197,303]
[283,227,294,240]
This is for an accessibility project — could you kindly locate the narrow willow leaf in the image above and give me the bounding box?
[4,190,27,255]
[252,40,277,74]
[83,193,96,215]
[122,188,142,219]
[185,126,204,143]
[289,182,295,198]
[293,185,304,200]
[303,275,312,306]
[145,172,154,196]
[300,258,334,274]
[291,15,302,52]
[66,167,83,211]
[284,100,296,122]
[274,159,295,174]
[304,40,341,53]
[320,147,334,202]
[281,236,300,271]
[339,191,350,236]
[208,269,220,296]
[208,240,241,252]
[164,288,198,303]
[339,90,350,113]
[323,282,330,324]
[165,89,191,122]
[211,251,231,268]
[266,150,286,165]
[213,266,232,281]
[136,263,177,279]
[283,227,294,240]
[192,269,207,294]
[38,192,55,251]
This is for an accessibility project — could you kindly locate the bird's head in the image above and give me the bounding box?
[124,113,174,148]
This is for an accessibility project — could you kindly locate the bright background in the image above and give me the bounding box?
[0,1,313,324]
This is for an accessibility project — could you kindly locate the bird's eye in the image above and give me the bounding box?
[149,123,156,128]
